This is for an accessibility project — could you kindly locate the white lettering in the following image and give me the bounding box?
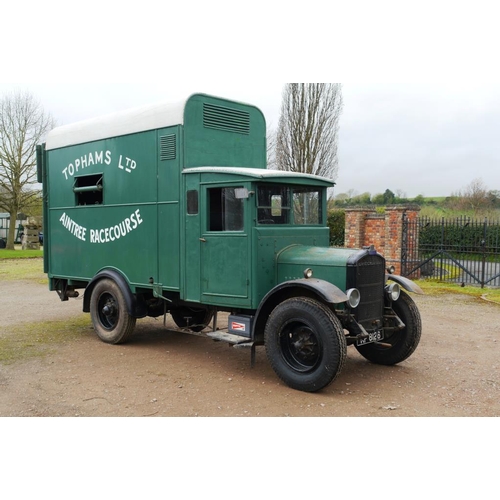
[62,150,138,179]
[62,150,111,180]
[90,210,144,244]
[135,209,143,225]
[95,151,103,164]
[130,213,138,230]
[59,210,144,244]
[58,213,87,241]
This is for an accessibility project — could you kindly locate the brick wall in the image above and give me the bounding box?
[345,206,420,275]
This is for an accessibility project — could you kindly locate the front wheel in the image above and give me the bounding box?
[355,291,422,365]
[90,279,136,345]
[265,297,347,393]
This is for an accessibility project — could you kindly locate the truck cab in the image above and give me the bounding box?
[38,93,423,393]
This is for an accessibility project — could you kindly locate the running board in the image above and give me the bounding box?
[207,331,251,345]
[207,331,257,368]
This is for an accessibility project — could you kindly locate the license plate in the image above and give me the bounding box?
[357,331,384,347]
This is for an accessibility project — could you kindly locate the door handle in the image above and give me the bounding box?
[199,238,207,243]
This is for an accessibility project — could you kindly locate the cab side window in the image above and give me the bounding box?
[208,187,244,232]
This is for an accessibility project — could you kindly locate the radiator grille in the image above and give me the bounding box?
[203,103,250,135]
[160,134,176,161]
[347,254,385,329]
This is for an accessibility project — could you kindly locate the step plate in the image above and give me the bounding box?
[207,331,252,345]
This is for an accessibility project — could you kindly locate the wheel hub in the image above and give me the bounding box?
[98,294,119,329]
[102,301,116,317]
[281,324,321,372]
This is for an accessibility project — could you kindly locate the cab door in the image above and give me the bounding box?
[200,184,251,307]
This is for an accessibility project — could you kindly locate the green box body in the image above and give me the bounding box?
[40,93,365,313]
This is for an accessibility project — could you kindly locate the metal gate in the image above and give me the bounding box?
[402,215,500,288]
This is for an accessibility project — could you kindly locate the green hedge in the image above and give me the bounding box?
[419,219,500,251]
[327,210,345,247]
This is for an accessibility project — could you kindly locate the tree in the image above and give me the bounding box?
[275,83,343,182]
[267,129,277,170]
[0,91,53,249]
[383,189,396,205]
[450,178,492,214]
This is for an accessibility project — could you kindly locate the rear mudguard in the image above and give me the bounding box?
[83,268,148,318]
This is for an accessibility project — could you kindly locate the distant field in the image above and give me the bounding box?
[423,197,447,203]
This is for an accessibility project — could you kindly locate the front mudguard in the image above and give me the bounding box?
[251,279,348,342]
[386,274,424,295]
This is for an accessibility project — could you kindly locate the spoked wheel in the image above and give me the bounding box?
[90,279,136,344]
[265,297,347,393]
[355,291,422,365]
[171,307,214,332]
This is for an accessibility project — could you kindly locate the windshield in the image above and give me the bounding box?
[257,184,323,226]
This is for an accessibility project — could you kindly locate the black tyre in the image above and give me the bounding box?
[90,279,136,344]
[171,307,214,332]
[355,291,422,365]
[265,297,347,393]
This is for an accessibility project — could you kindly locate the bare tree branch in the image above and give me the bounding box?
[0,90,54,249]
[275,83,343,183]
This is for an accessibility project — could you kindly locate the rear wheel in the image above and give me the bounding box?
[265,297,347,393]
[355,291,422,365]
[90,279,136,344]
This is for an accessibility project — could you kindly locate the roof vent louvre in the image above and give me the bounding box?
[203,103,250,135]
[160,134,176,161]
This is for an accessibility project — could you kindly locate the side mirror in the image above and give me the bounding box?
[235,188,250,200]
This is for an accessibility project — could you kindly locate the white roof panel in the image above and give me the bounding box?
[46,98,187,151]
[183,167,335,185]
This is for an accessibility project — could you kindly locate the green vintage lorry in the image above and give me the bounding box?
[37,93,423,393]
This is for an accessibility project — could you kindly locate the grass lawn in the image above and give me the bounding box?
[0,257,46,282]
[0,249,43,260]
[0,248,43,259]
[0,315,89,364]
[417,280,500,305]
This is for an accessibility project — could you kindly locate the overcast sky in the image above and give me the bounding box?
[1,3,499,200]
[1,82,497,199]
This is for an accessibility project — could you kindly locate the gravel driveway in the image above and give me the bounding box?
[0,272,499,417]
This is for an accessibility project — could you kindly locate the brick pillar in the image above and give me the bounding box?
[345,206,421,277]
[344,208,375,248]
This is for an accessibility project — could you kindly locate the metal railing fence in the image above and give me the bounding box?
[402,215,500,288]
